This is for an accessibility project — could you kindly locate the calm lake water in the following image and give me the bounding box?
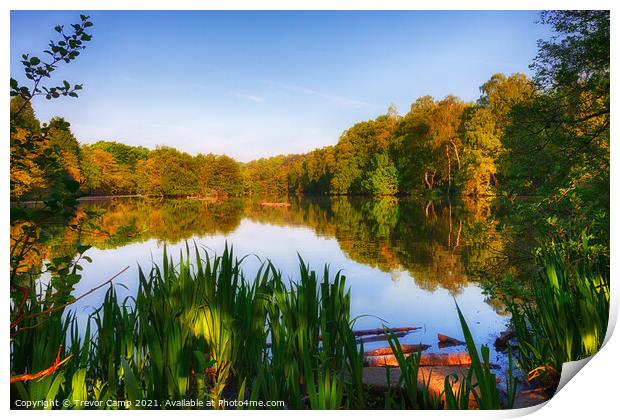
[36,196,513,358]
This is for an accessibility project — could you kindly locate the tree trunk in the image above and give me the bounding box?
[446,144,452,190]
[424,171,431,189]
[451,141,461,170]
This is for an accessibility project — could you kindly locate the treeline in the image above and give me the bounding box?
[7,73,536,200]
[288,75,534,197]
[11,96,301,199]
[10,99,245,199]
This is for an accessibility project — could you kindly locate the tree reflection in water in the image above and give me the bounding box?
[15,195,527,299]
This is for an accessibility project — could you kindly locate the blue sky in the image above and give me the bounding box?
[10,11,551,162]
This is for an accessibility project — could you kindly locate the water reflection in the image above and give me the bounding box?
[13,195,523,351]
[20,195,513,296]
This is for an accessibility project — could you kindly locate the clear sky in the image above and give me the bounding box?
[10,10,551,162]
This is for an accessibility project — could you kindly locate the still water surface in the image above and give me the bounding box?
[43,196,512,356]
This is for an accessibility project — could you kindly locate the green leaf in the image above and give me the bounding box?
[10,207,28,221]
[77,244,92,254]
[45,373,66,407]
[63,179,80,192]
[120,358,141,404]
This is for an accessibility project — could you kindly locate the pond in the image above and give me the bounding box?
[32,195,516,359]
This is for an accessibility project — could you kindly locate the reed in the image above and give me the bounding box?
[507,236,610,382]
[10,243,367,409]
[384,302,515,410]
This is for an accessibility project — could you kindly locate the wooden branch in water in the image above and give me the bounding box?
[356,332,409,344]
[494,329,516,351]
[266,326,421,347]
[437,333,465,347]
[352,327,420,337]
[364,352,472,368]
[363,344,430,357]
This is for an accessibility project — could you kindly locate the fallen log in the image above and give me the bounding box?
[267,332,406,348]
[494,329,516,351]
[364,352,472,368]
[437,333,465,347]
[362,366,478,408]
[352,327,420,337]
[267,327,420,347]
[363,344,430,357]
[356,332,409,344]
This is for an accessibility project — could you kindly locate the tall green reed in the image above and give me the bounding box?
[385,302,515,410]
[508,235,609,381]
[11,243,367,409]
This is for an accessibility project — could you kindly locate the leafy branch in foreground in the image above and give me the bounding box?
[10,15,96,379]
[10,14,93,116]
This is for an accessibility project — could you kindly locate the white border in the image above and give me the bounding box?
[3,1,617,419]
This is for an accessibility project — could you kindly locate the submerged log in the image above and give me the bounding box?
[356,332,408,344]
[363,366,478,408]
[352,327,420,337]
[267,326,422,347]
[267,331,410,348]
[364,352,472,368]
[437,333,465,347]
[494,329,516,351]
[363,344,430,357]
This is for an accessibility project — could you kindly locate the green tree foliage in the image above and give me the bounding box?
[80,146,133,195]
[88,140,149,170]
[360,152,398,195]
[10,101,86,201]
[290,108,398,196]
[458,74,535,197]
[47,117,83,184]
[390,96,435,193]
[499,11,609,251]
[10,97,47,200]
[242,154,301,197]
[10,96,40,133]
[330,114,398,195]
[138,147,198,196]
[330,121,376,194]
[288,146,335,194]
[390,96,466,194]
[194,154,244,197]
[79,141,148,195]
[12,107,250,198]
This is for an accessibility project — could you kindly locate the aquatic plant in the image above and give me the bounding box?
[10,243,367,409]
[507,235,609,383]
